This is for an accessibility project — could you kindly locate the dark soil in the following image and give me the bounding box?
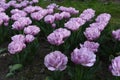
[0,39,50,80]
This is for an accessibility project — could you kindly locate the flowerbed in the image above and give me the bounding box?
[0,0,120,80]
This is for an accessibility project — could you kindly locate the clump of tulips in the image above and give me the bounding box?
[1,0,120,80]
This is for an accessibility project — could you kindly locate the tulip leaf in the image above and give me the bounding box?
[45,76,53,80]
[109,55,114,61]
[5,72,14,78]
[0,48,6,54]
[10,64,23,72]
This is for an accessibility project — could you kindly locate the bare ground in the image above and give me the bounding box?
[0,39,50,80]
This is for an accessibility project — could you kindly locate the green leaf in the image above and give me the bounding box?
[10,64,23,72]
[5,73,14,78]
[0,48,6,54]
[109,55,114,61]
[116,52,120,55]
[45,76,53,80]
[9,65,13,69]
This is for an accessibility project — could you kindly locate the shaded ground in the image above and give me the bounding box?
[0,39,50,80]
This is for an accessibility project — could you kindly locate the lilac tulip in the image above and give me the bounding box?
[44,51,68,71]
[71,47,96,67]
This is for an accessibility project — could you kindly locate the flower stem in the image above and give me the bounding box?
[75,65,84,80]
[16,53,20,64]
[113,40,117,53]
[115,77,120,80]
[53,71,63,80]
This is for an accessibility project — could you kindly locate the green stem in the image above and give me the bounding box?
[115,77,120,80]
[16,53,20,64]
[53,71,62,80]
[75,65,84,80]
[113,40,117,53]
[76,29,81,40]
